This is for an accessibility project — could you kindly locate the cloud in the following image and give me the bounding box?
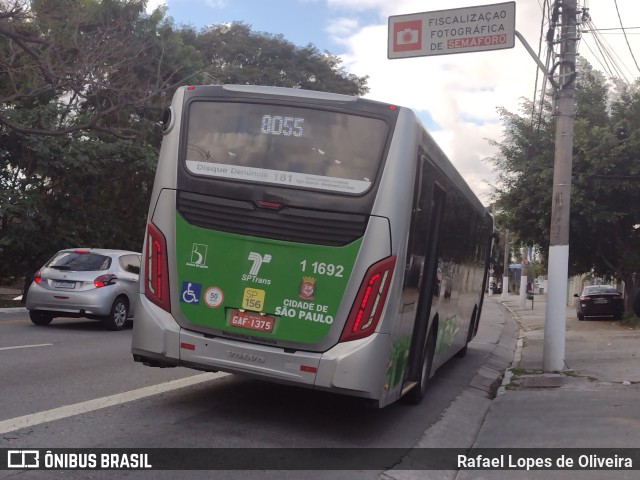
[326,17,361,46]
[326,0,389,12]
[145,0,640,204]
[145,0,167,13]
[326,0,640,203]
[332,17,538,202]
[148,0,228,15]
[202,0,228,7]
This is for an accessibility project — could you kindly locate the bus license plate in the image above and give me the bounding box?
[53,281,76,289]
[229,310,275,333]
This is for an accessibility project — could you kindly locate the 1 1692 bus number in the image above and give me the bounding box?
[261,115,304,137]
[300,260,344,277]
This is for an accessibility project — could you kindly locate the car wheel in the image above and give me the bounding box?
[405,328,436,405]
[29,310,53,326]
[577,313,585,321]
[103,296,129,331]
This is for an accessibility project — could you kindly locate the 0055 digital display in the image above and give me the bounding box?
[185,101,388,194]
[260,115,304,137]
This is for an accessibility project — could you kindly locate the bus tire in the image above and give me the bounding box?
[406,329,436,405]
[455,309,477,358]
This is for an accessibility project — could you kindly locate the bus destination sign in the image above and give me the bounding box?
[388,2,516,59]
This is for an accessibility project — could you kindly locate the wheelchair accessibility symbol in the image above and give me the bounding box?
[180,281,201,304]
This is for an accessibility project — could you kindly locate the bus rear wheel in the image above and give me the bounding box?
[406,329,436,405]
[455,310,477,358]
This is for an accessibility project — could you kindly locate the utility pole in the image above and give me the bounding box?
[519,247,528,308]
[543,0,578,372]
[502,229,509,301]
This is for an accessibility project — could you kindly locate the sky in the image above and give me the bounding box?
[145,0,640,204]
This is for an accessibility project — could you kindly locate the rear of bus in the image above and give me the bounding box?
[132,85,413,406]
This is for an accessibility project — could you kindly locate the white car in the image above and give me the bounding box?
[26,248,141,330]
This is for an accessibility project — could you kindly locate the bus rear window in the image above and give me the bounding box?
[184,101,388,194]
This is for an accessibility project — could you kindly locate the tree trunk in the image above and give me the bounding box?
[621,273,636,313]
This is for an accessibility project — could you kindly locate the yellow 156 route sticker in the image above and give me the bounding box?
[242,288,265,312]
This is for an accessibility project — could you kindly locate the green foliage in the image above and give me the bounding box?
[0,129,157,278]
[0,5,369,282]
[621,310,640,329]
[191,22,368,95]
[488,59,640,305]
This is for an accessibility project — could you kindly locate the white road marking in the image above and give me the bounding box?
[0,343,53,351]
[0,372,228,434]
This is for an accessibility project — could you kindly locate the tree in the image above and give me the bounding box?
[487,59,640,308]
[0,0,202,280]
[189,22,368,95]
[0,131,157,278]
[0,0,202,137]
[0,11,370,282]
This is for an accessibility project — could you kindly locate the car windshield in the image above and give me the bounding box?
[46,251,111,271]
[583,286,618,295]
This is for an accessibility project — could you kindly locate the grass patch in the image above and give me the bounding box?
[509,367,540,377]
[620,311,640,329]
[0,298,23,308]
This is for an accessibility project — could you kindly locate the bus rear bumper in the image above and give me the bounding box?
[132,298,390,400]
[178,329,323,385]
[175,331,390,401]
[315,334,390,398]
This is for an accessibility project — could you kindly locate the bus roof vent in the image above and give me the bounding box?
[222,85,357,103]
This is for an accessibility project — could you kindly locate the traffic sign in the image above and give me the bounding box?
[388,2,516,59]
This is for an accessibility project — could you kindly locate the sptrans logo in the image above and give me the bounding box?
[242,252,272,285]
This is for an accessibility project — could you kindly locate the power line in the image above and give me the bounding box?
[583,26,640,33]
[581,18,635,83]
[612,0,640,72]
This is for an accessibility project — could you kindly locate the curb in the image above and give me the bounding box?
[495,299,525,396]
[0,307,27,315]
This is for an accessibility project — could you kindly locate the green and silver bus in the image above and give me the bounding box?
[131,84,495,408]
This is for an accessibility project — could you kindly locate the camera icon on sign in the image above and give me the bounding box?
[396,28,419,45]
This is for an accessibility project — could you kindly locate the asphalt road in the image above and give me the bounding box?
[0,299,508,480]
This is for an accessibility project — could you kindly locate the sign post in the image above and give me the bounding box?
[388,2,516,59]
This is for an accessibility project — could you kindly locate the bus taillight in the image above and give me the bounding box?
[340,256,396,343]
[144,222,171,312]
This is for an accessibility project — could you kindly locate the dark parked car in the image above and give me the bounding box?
[573,285,624,321]
[26,248,141,330]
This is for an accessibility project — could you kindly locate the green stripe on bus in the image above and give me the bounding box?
[175,213,362,343]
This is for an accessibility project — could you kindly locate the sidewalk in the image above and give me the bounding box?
[385,293,640,479]
[0,286,25,314]
[457,293,640,479]
[0,286,22,297]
